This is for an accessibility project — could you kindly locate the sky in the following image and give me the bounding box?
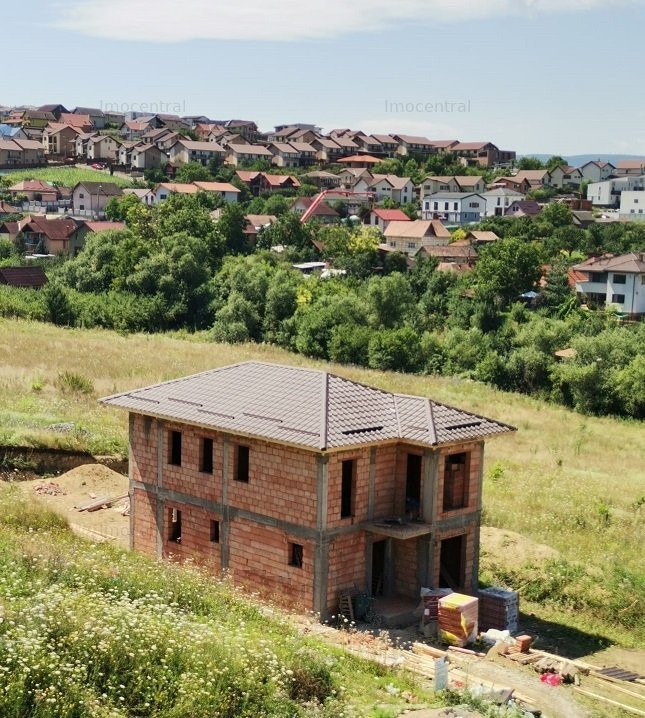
[2,0,645,155]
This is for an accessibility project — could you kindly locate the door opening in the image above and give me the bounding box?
[371,540,386,596]
[439,534,465,590]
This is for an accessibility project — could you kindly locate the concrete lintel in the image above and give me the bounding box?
[316,454,329,531]
[433,511,479,534]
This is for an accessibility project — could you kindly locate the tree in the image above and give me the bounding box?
[174,162,212,184]
[539,201,573,228]
[541,259,573,313]
[366,272,415,328]
[104,193,141,221]
[259,212,314,252]
[517,156,544,170]
[546,155,568,171]
[214,202,250,255]
[475,238,542,306]
[42,282,74,326]
[368,327,422,372]
[144,167,166,185]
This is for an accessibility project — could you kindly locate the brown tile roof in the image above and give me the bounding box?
[617,160,645,170]
[293,197,339,217]
[0,266,48,288]
[19,216,77,240]
[419,245,477,259]
[338,154,382,164]
[74,182,123,197]
[156,183,199,194]
[0,200,19,213]
[466,231,499,242]
[372,209,410,221]
[101,361,515,450]
[394,135,434,146]
[384,219,450,239]
[192,181,240,194]
[82,221,127,232]
[58,113,92,128]
[452,141,494,151]
[573,252,645,274]
[235,170,261,182]
[9,179,56,193]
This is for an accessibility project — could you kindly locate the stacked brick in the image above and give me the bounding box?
[477,586,519,633]
[438,593,479,647]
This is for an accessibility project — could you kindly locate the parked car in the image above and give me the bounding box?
[91,163,105,170]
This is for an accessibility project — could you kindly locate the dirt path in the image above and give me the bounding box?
[18,464,130,546]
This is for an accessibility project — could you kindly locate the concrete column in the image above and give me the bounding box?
[365,534,373,595]
[416,536,431,592]
[128,414,135,550]
[316,455,329,531]
[384,538,394,597]
[423,449,438,524]
[367,447,376,520]
[155,419,164,559]
[220,436,230,569]
[313,539,329,619]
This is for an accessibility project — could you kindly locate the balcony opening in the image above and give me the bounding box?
[371,539,386,596]
[405,454,422,519]
[439,534,465,590]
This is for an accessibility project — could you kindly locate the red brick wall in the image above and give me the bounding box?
[131,487,156,556]
[436,442,482,521]
[227,440,318,528]
[327,532,366,613]
[162,499,222,573]
[130,414,158,487]
[228,517,314,611]
[372,444,398,518]
[394,538,418,599]
[326,448,370,528]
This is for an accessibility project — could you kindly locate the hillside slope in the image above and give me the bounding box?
[0,318,643,648]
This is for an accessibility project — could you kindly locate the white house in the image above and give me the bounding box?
[369,208,411,233]
[587,175,645,207]
[192,181,240,203]
[421,192,486,225]
[482,187,525,216]
[573,252,645,316]
[619,190,645,221]
[578,161,615,184]
[549,165,583,189]
[368,174,415,205]
[169,139,225,166]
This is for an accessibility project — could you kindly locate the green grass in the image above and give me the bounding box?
[1,166,133,188]
[0,317,643,650]
[0,486,439,717]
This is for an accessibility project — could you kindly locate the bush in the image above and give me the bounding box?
[56,371,95,395]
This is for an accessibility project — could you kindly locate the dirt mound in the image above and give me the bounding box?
[21,464,130,547]
[480,526,559,570]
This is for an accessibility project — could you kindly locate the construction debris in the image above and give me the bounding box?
[33,481,67,496]
[76,494,128,513]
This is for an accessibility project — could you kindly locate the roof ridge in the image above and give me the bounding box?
[319,371,329,451]
[425,398,437,445]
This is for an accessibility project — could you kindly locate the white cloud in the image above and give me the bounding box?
[57,0,632,43]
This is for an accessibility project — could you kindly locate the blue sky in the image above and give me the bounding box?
[3,0,644,155]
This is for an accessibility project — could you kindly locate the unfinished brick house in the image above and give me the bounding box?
[101,362,514,619]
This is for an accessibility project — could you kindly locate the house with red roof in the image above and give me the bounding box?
[337,154,382,168]
[291,196,339,223]
[369,208,411,233]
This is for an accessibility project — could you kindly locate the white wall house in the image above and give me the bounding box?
[587,175,645,207]
[579,161,615,184]
[619,190,645,221]
[421,192,486,225]
[549,165,583,189]
[573,253,645,317]
[482,187,525,216]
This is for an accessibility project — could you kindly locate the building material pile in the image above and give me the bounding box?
[477,586,519,632]
[33,481,66,496]
[438,593,478,647]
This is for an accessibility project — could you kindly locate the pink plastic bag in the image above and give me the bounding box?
[540,673,562,686]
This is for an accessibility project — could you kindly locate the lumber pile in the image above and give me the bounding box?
[477,586,519,632]
[438,593,478,647]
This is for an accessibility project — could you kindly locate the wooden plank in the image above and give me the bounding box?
[574,687,645,716]
[80,494,129,513]
[588,677,645,702]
